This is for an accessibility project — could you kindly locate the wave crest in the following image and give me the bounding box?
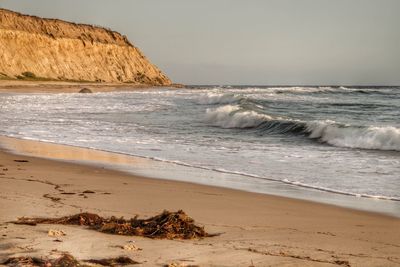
[205,105,400,151]
[306,122,400,151]
[197,92,239,105]
[205,105,271,128]
[272,86,335,94]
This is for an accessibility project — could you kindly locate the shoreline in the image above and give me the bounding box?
[0,80,183,93]
[2,135,399,218]
[2,84,398,214]
[1,136,399,266]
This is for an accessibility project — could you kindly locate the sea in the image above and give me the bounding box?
[1,86,399,215]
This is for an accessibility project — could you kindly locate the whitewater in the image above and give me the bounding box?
[1,86,399,206]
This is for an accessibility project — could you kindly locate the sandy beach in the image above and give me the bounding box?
[2,2,400,266]
[0,136,399,266]
[0,80,177,94]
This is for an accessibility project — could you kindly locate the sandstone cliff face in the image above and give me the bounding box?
[0,9,171,85]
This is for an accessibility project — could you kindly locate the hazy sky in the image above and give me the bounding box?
[1,0,399,85]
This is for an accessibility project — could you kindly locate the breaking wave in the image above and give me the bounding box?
[307,122,400,151]
[205,105,400,151]
[197,92,240,105]
[206,105,272,128]
[271,86,336,94]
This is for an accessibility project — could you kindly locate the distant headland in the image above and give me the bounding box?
[0,8,172,86]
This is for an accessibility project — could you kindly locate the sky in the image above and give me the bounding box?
[1,0,399,85]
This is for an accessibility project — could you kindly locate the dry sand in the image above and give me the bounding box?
[0,80,168,94]
[0,137,399,266]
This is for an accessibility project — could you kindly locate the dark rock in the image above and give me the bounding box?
[79,88,93,93]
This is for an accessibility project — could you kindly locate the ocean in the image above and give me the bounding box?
[1,86,399,213]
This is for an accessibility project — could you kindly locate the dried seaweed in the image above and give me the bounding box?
[13,160,29,163]
[3,256,45,266]
[84,256,139,266]
[2,253,137,266]
[51,253,80,267]
[82,190,95,194]
[14,210,213,239]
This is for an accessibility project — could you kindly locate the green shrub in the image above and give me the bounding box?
[21,71,36,78]
[0,72,9,80]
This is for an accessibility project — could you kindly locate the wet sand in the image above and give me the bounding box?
[0,136,399,266]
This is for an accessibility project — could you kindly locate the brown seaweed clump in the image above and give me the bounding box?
[84,256,139,266]
[2,253,138,266]
[14,210,211,239]
[3,256,44,267]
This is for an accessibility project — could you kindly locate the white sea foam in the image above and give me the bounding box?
[269,86,335,94]
[197,92,239,105]
[2,88,400,208]
[267,86,375,94]
[306,121,400,151]
[205,105,271,128]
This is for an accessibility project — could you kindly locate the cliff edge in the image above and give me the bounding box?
[0,8,171,85]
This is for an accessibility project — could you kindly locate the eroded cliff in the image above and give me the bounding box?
[0,8,171,85]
